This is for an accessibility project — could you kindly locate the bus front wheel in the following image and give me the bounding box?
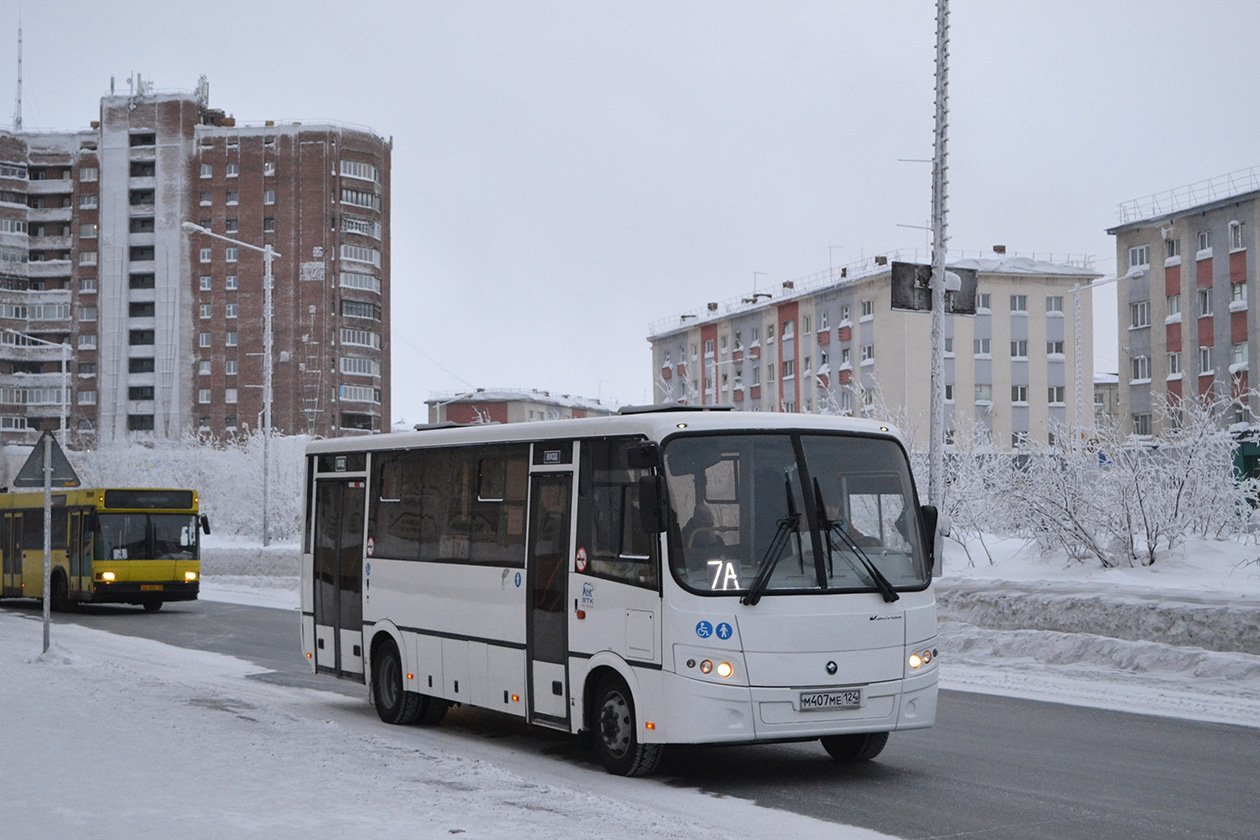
[141,599,163,613]
[591,674,663,777]
[372,639,423,725]
[821,731,889,762]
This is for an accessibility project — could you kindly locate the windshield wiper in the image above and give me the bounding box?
[812,478,899,603]
[741,473,802,606]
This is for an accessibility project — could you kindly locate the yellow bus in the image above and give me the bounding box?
[0,488,210,612]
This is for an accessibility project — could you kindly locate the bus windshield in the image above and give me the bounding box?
[664,433,928,598]
[98,513,201,562]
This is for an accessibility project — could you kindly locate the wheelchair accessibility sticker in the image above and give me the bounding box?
[695,621,713,638]
[695,620,733,640]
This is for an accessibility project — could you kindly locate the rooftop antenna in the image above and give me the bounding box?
[13,6,21,131]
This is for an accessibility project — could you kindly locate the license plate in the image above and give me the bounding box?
[141,584,164,591]
[799,689,862,711]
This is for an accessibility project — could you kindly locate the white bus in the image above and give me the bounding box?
[301,407,940,775]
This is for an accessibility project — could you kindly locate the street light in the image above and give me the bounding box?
[3,328,69,444]
[182,222,282,546]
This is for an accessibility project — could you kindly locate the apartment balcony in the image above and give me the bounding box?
[0,371,70,390]
[0,288,71,305]
[27,207,72,223]
[26,178,74,195]
[128,176,156,191]
[26,260,72,279]
[29,235,72,250]
[0,342,71,363]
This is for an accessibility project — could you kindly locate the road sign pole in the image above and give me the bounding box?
[42,433,52,653]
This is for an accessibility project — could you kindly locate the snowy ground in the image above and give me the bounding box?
[5,534,1258,838]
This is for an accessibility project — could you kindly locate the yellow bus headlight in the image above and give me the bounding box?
[101,571,116,582]
[185,571,198,581]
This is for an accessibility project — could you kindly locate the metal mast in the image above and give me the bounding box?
[12,12,21,131]
[928,0,951,510]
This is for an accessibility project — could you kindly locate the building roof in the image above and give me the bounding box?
[425,388,612,413]
[1109,165,1260,233]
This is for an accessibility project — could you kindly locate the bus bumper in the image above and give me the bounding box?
[656,667,937,744]
[90,581,200,603]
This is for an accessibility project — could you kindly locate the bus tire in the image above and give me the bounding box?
[591,674,663,777]
[417,696,449,726]
[50,573,70,612]
[372,639,422,725]
[821,731,889,762]
[142,599,163,613]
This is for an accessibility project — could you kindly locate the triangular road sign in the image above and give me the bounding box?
[12,430,80,488]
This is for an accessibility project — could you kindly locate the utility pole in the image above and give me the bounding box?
[928,0,951,514]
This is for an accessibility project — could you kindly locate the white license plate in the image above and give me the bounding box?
[799,689,862,711]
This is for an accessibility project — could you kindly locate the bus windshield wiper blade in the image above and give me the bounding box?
[812,478,899,603]
[741,474,801,606]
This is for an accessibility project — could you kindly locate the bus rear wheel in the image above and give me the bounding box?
[50,573,70,612]
[591,674,663,777]
[372,639,423,725]
[141,599,163,613]
[821,731,889,762]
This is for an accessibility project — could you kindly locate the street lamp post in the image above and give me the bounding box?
[182,222,281,546]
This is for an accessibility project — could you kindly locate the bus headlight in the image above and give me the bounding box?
[185,572,198,581]
[908,649,936,669]
[715,661,734,678]
[101,571,116,582]
[700,660,713,674]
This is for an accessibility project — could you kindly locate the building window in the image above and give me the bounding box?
[767,363,776,383]
[1230,222,1244,250]
[263,161,276,176]
[199,332,211,348]
[225,246,238,263]
[225,388,238,404]
[200,163,212,178]
[225,218,238,234]
[1010,294,1027,312]
[944,337,954,354]
[1047,340,1065,355]
[198,360,211,375]
[1199,346,1212,373]
[1048,386,1065,404]
[839,305,850,323]
[1198,230,1211,252]
[198,388,211,404]
[1128,244,1150,268]
[80,278,97,294]
[840,347,851,366]
[1231,282,1247,307]
[225,331,238,347]
[264,189,275,205]
[79,251,97,266]
[766,323,775,343]
[974,384,992,403]
[199,247,212,263]
[802,315,811,334]
[225,190,239,205]
[80,194,98,209]
[200,275,212,291]
[340,244,381,266]
[340,160,381,183]
[199,191,212,206]
[263,217,275,232]
[1166,238,1181,259]
[79,306,97,322]
[703,338,714,357]
[1011,385,1028,403]
[226,274,238,290]
[78,390,97,405]
[1168,352,1181,374]
[1198,288,1212,317]
[1010,339,1028,359]
[1167,294,1180,316]
[782,319,795,339]
[225,359,238,376]
[1133,414,1152,436]
[819,311,829,330]
[80,223,98,239]
[80,167,98,182]
[128,386,154,401]
[860,344,875,362]
[79,362,97,377]
[1131,355,1151,381]
[1130,300,1150,328]
[199,304,211,319]
[226,162,239,178]
[129,330,155,346]
[78,334,97,350]
[1046,295,1063,313]
[1012,431,1029,448]
[782,359,795,379]
[976,293,991,311]
[1232,342,1248,367]
[225,303,238,319]
[944,384,954,402]
[225,415,237,429]
[340,188,379,211]
[974,338,991,356]
[860,300,874,318]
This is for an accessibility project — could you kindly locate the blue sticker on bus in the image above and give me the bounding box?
[544,450,561,464]
[514,572,522,588]
[716,622,733,640]
[695,621,713,638]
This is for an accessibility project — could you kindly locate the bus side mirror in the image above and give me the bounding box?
[919,504,939,573]
[638,474,667,534]
[200,514,212,536]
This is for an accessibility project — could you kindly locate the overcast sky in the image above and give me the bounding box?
[4,1,1259,423]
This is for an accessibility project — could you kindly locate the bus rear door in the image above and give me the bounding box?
[2,512,22,595]
[69,510,92,599]
[312,479,366,679]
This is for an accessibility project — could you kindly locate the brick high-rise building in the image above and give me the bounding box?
[0,78,390,446]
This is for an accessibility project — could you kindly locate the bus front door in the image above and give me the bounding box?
[526,472,572,726]
[2,512,22,595]
[69,510,92,599]
[312,479,366,679]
